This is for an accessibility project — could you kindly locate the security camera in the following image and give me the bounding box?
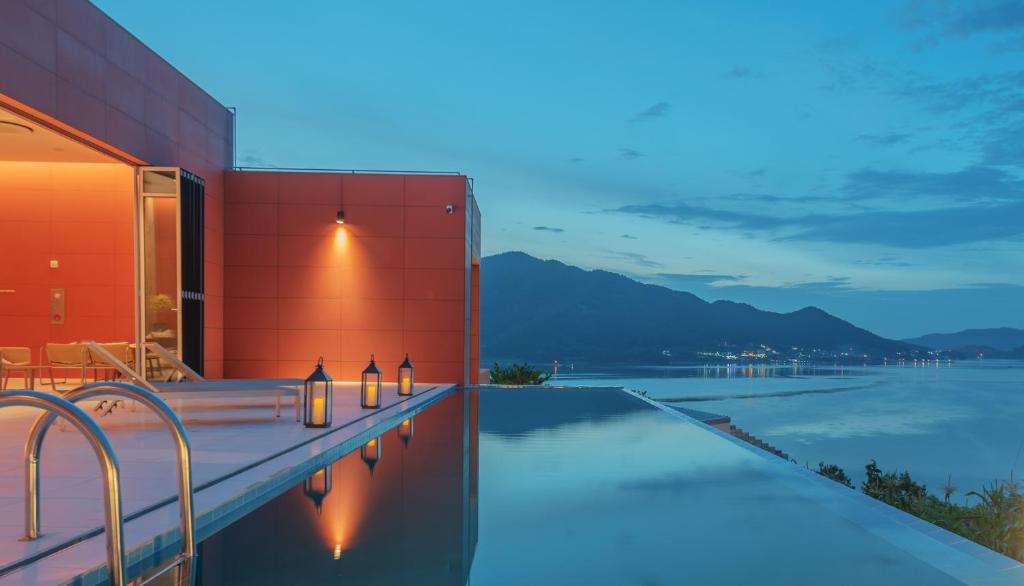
[445,204,456,214]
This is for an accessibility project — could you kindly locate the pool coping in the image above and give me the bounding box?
[8,384,459,586]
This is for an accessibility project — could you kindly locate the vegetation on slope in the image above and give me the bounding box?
[817,460,1024,561]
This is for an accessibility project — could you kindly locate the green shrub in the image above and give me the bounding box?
[816,460,1024,561]
[489,362,552,385]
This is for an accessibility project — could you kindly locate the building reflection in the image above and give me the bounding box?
[197,391,478,585]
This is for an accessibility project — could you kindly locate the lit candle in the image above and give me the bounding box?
[400,375,411,395]
[366,383,378,407]
[312,397,325,425]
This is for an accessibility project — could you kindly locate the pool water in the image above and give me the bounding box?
[559,361,1024,491]
[192,388,1003,585]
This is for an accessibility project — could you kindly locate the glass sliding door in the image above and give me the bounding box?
[137,168,205,378]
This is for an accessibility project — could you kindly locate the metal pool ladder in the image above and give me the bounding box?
[1,381,197,586]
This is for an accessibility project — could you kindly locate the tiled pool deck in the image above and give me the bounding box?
[0,381,454,585]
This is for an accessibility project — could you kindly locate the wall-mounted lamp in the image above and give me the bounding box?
[336,210,345,224]
[445,204,456,214]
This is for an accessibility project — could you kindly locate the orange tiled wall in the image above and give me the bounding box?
[222,172,475,384]
[0,0,235,376]
[0,162,134,356]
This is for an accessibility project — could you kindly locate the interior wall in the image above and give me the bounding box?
[0,161,134,358]
[0,0,236,376]
[222,171,472,383]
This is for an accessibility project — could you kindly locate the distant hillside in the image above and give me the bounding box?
[481,252,911,364]
[903,328,1024,352]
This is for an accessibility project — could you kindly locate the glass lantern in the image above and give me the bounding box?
[361,355,382,409]
[397,354,414,396]
[304,466,332,514]
[361,436,381,475]
[398,417,414,447]
[304,357,333,428]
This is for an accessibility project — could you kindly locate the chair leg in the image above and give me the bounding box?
[48,367,57,392]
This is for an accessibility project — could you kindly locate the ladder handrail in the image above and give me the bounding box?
[143,343,204,383]
[0,390,126,586]
[24,382,196,585]
[82,341,161,393]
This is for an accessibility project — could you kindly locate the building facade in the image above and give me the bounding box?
[0,0,481,384]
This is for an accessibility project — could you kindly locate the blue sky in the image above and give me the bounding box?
[97,0,1024,339]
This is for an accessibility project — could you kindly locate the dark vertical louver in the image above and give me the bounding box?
[179,169,205,375]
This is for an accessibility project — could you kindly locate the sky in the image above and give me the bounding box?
[96,0,1024,339]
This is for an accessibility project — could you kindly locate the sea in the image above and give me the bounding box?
[551,359,1024,498]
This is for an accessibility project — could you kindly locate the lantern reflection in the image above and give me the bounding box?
[398,418,414,447]
[361,437,381,475]
[304,466,332,514]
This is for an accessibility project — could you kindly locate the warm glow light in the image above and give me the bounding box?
[334,225,347,247]
[312,397,325,425]
[365,383,378,406]
[333,544,342,560]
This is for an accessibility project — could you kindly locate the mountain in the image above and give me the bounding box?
[481,252,912,364]
[903,328,1024,354]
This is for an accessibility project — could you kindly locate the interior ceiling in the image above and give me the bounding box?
[0,105,120,164]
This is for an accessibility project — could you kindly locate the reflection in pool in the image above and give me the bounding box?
[195,387,980,585]
[196,391,478,585]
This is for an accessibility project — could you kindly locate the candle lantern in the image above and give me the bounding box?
[361,355,382,409]
[398,418,414,447]
[361,437,381,474]
[397,354,414,396]
[304,357,333,428]
[304,466,332,514]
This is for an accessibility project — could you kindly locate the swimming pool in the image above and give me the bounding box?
[192,387,1020,585]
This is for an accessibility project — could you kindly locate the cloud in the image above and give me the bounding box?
[853,257,913,268]
[855,133,913,146]
[651,272,747,288]
[606,196,1024,248]
[725,66,752,78]
[629,101,671,123]
[980,123,1024,165]
[602,249,662,268]
[788,276,852,290]
[239,151,277,168]
[533,226,565,233]
[903,0,1024,37]
[620,148,644,160]
[842,165,1024,203]
[621,234,638,240]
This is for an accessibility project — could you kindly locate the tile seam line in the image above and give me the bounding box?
[0,385,443,578]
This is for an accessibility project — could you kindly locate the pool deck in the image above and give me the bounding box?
[0,381,455,585]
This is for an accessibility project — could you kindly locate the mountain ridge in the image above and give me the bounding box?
[481,251,913,364]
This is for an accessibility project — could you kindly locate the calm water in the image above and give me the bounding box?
[556,360,1024,494]
[194,388,974,585]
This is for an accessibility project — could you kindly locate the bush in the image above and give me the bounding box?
[816,461,854,488]
[816,460,1024,561]
[489,362,552,385]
